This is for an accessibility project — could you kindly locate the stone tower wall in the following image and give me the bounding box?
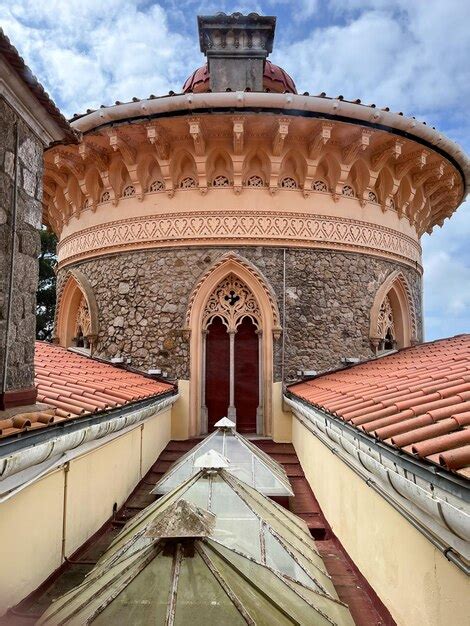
[57,247,422,383]
[0,99,43,405]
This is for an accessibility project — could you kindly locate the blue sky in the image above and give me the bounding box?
[1,0,468,340]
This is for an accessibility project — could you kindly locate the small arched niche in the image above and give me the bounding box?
[370,271,418,353]
[56,270,99,354]
[207,150,233,187]
[242,150,270,187]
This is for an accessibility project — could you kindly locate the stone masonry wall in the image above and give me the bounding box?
[0,98,42,394]
[58,247,422,384]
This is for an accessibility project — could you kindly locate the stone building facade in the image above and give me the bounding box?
[0,31,75,410]
[44,13,466,438]
[57,247,422,382]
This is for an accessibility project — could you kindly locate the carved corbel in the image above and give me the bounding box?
[272,118,290,156]
[188,119,205,156]
[79,142,109,172]
[54,151,84,180]
[342,128,372,166]
[107,129,144,199]
[146,123,170,160]
[412,162,444,188]
[232,118,244,155]
[272,327,282,341]
[371,139,403,171]
[395,149,428,180]
[424,177,446,197]
[308,122,333,159]
[107,128,136,164]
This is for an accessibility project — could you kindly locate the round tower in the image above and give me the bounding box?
[43,12,469,438]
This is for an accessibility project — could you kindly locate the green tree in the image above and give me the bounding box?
[36,228,57,341]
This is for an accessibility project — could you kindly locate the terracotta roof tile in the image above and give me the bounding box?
[288,335,470,479]
[0,342,174,440]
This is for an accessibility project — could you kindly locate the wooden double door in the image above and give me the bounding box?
[205,316,259,432]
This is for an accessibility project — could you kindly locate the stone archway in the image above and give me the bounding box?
[201,273,262,432]
[185,253,281,437]
[55,269,99,352]
[370,270,418,352]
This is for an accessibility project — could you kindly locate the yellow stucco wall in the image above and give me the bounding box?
[0,407,172,614]
[0,470,64,613]
[292,417,470,626]
[172,380,190,439]
[272,382,292,442]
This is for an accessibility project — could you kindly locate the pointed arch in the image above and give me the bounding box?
[370,270,418,351]
[206,149,233,187]
[171,149,198,189]
[279,149,306,188]
[185,252,281,437]
[56,269,99,352]
[242,149,270,186]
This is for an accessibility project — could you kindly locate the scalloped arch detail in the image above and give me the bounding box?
[185,252,281,333]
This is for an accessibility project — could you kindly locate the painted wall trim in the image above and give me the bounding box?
[284,395,470,572]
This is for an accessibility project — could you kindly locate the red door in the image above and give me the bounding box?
[205,317,230,429]
[234,317,259,432]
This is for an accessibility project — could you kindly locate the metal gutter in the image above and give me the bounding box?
[284,391,469,499]
[0,391,178,490]
[284,394,470,573]
[0,389,175,458]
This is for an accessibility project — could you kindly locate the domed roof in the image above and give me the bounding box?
[183,59,297,94]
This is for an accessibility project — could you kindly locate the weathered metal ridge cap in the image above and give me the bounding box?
[193,449,230,469]
[69,91,470,195]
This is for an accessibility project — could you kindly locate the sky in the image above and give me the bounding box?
[1,0,469,340]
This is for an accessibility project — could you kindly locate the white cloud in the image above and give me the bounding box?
[0,2,197,115]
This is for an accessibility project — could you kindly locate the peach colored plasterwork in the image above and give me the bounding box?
[57,211,422,269]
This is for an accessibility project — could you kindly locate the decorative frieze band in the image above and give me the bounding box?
[57,211,422,269]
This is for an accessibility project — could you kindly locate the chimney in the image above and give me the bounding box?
[198,12,276,92]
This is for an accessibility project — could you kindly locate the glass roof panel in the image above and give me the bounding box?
[174,548,246,626]
[152,428,292,496]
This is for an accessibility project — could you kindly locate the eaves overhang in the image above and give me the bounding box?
[284,392,470,573]
[70,91,469,198]
[0,390,178,497]
[284,390,469,499]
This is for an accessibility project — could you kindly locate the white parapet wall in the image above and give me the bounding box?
[0,402,173,614]
[290,406,470,626]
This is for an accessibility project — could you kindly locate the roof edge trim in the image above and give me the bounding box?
[70,92,469,195]
[285,394,470,573]
[0,391,178,492]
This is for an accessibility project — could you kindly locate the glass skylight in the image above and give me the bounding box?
[38,500,354,626]
[152,419,293,497]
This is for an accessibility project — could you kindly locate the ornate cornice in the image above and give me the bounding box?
[57,211,422,271]
[43,113,465,239]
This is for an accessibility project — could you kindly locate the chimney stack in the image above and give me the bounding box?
[198,12,276,92]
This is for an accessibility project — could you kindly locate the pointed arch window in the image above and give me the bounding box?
[376,295,397,352]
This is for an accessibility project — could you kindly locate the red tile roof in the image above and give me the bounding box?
[0,342,174,439]
[288,335,470,479]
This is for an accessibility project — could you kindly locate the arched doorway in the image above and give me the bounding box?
[185,253,282,438]
[201,274,262,433]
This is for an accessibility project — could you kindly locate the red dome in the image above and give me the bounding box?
[182,60,297,94]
